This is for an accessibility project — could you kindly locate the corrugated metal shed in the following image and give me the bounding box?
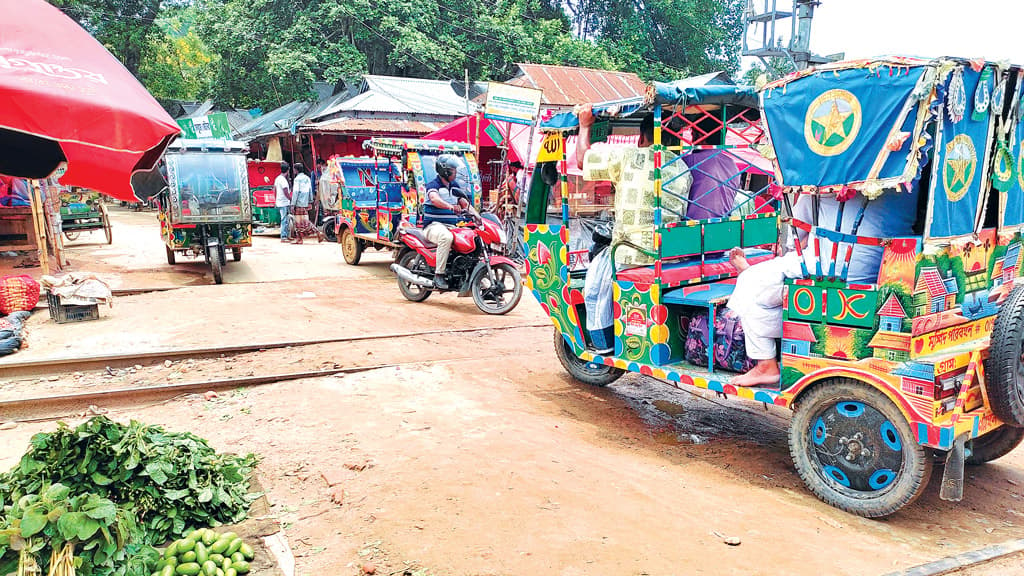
[234,100,317,141]
[506,63,647,107]
[312,75,480,121]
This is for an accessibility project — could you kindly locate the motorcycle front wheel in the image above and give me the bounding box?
[472,262,522,315]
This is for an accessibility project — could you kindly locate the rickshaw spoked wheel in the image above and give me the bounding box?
[396,249,431,302]
[966,426,1024,465]
[983,285,1024,427]
[553,330,624,387]
[100,205,112,244]
[340,227,362,265]
[789,379,932,518]
[63,231,80,242]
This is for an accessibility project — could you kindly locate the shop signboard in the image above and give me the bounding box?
[176,112,231,139]
[484,83,542,126]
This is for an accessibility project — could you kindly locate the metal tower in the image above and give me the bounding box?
[742,0,842,72]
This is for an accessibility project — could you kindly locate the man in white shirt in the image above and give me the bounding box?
[274,162,292,242]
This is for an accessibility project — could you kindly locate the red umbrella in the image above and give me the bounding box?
[0,0,180,201]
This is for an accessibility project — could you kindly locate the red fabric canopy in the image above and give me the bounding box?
[426,115,524,163]
[0,0,180,201]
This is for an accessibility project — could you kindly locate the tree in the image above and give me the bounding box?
[138,8,218,101]
[52,0,187,76]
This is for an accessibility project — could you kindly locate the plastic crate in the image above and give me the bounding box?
[46,291,99,324]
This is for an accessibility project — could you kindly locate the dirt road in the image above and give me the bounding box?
[3,209,1024,575]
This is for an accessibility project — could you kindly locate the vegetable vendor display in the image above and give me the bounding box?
[0,417,258,575]
[153,528,254,576]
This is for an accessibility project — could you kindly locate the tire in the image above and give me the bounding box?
[984,285,1024,427]
[322,218,337,243]
[340,227,362,265]
[100,205,112,244]
[232,248,242,262]
[211,251,223,284]
[789,379,932,518]
[553,329,624,387]
[967,426,1024,465]
[165,245,176,265]
[471,262,523,315]
[396,250,431,302]
[63,231,80,242]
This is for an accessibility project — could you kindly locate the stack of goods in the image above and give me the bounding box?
[0,275,40,355]
[41,273,112,323]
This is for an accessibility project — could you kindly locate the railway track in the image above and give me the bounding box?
[0,323,550,378]
[0,355,491,422]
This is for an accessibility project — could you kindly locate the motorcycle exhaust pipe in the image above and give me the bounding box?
[391,264,435,288]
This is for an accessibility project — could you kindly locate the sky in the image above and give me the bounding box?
[749,0,1024,66]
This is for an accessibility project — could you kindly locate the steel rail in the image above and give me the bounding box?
[0,323,550,378]
[1,356,490,422]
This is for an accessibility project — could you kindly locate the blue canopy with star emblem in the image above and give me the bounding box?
[760,59,929,192]
[927,65,997,239]
[1001,72,1024,230]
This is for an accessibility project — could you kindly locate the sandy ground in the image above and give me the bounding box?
[1,209,1023,576]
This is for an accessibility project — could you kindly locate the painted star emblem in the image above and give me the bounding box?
[819,100,851,143]
[947,157,972,189]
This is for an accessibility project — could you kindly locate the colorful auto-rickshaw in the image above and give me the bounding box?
[332,138,482,265]
[59,187,111,244]
[247,160,283,228]
[159,139,252,284]
[525,58,1024,517]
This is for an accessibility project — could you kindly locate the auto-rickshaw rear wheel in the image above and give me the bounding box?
[340,227,362,265]
[165,245,176,265]
[983,286,1024,427]
[232,248,242,262]
[790,379,932,518]
[966,426,1024,465]
[553,330,624,387]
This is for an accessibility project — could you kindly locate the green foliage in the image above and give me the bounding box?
[138,8,218,101]
[0,483,156,576]
[0,417,258,549]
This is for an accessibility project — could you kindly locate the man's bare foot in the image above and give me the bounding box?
[731,359,780,387]
[729,247,750,273]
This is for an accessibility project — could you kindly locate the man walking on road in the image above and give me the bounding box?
[275,162,292,242]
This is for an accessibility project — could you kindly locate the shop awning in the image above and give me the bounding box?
[0,0,181,201]
[425,115,528,163]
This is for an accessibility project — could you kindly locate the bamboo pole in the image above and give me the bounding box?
[29,181,50,275]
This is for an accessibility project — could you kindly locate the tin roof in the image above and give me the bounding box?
[506,63,647,106]
[312,75,481,121]
[915,267,953,298]
[234,100,318,141]
[307,118,443,135]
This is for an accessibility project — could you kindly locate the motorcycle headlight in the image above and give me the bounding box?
[496,225,508,245]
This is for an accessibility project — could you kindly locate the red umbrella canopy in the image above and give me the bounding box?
[0,0,180,201]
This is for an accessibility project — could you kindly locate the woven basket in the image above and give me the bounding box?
[0,275,41,315]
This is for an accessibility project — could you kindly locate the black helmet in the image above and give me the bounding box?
[435,154,460,181]
[593,221,613,244]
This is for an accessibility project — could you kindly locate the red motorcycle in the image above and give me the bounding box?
[390,211,523,314]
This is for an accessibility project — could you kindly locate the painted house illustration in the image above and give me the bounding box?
[913,266,958,315]
[782,321,817,356]
[877,293,907,332]
[993,243,1021,287]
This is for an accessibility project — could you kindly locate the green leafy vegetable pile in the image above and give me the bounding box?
[0,483,158,576]
[0,416,258,547]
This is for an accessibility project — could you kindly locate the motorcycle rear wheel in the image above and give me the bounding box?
[397,250,432,302]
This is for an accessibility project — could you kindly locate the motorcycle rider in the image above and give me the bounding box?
[421,154,471,289]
